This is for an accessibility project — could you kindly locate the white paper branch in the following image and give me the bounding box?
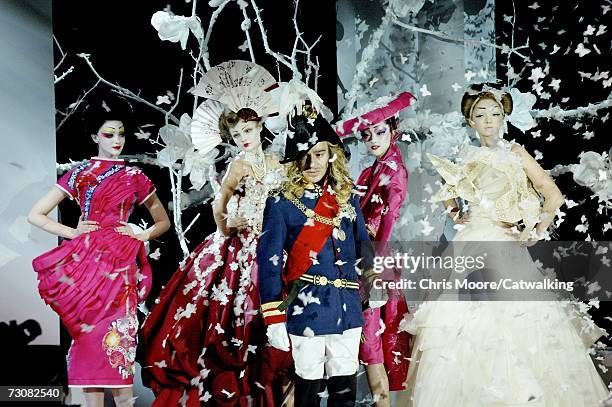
[56,79,101,130]
[533,94,612,121]
[250,0,298,76]
[391,16,529,61]
[78,53,180,125]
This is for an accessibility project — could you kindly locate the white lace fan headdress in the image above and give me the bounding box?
[192,60,278,118]
[190,99,225,156]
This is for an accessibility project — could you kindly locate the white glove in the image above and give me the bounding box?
[368,281,388,309]
[266,323,290,351]
[368,300,388,309]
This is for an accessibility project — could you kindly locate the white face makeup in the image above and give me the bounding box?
[363,122,393,158]
[300,141,330,184]
[468,98,505,142]
[229,119,263,153]
[93,120,125,159]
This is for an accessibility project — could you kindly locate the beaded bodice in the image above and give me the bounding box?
[428,141,541,240]
[226,166,285,235]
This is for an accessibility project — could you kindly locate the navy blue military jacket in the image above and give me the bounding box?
[257,189,374,336]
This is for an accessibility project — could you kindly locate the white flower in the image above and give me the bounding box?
[157,114,193,168]
[573,152,607,188]
[183,148,217,190]
[506,88,537,132]
[572,151,612,202]
[151,11,204,50]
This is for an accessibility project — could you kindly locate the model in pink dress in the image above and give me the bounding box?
[337,92,416,406]
[28,110,170,407]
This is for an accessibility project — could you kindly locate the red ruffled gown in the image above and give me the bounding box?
[140,168,293,406]
[356,143,411,391]
[32,157,156,387]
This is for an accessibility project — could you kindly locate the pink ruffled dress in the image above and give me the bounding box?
[356,143,411,391]
[32,157,156,387]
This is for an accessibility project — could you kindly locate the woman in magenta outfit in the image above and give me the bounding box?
[337,91,415,406]
[28,103,171,407]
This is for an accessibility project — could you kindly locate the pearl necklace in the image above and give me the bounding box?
[244,145,266,182]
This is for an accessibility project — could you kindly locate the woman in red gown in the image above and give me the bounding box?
[140,61,293,406]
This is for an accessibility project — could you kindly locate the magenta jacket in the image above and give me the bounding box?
[356,143,408,242]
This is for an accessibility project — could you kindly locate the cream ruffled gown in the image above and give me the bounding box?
[405,141,610,406]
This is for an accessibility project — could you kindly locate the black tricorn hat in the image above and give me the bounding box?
[280,103,349,164]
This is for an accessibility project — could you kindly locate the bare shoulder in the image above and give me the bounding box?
[221,158,249,184]
[229,158,249,173]
[510,142,526,154]
[510,142,536,164]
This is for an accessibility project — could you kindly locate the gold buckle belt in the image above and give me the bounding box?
[299,274,359,289]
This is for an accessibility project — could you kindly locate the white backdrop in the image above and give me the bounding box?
[0,0,59,345]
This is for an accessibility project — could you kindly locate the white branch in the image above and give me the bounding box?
[313,56,320,91]
[239,2,256,63]
[292,0,321,87]
[201,0,231,71]
[533,94,612,121]
[250,0,298,76]
[53,35,67,71]
[78,53,180,125]
[549,163,574,177]
[507,0,517,86]
[54,66,74,84]
[56,79,101,130]
[169,167,190,258]
[392,17,529,61]
[167,69,184,126]
[182,213,201,237]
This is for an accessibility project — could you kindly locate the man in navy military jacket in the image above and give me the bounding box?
[257,103,374,406]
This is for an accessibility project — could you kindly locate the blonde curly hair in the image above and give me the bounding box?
[282,142,353,205]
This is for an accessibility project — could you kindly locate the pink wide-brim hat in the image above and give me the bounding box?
[336,91,417,137]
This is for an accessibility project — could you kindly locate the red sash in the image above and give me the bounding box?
[284,188,340,283]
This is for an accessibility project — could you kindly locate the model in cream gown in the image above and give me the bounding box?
[405,93,609,406]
